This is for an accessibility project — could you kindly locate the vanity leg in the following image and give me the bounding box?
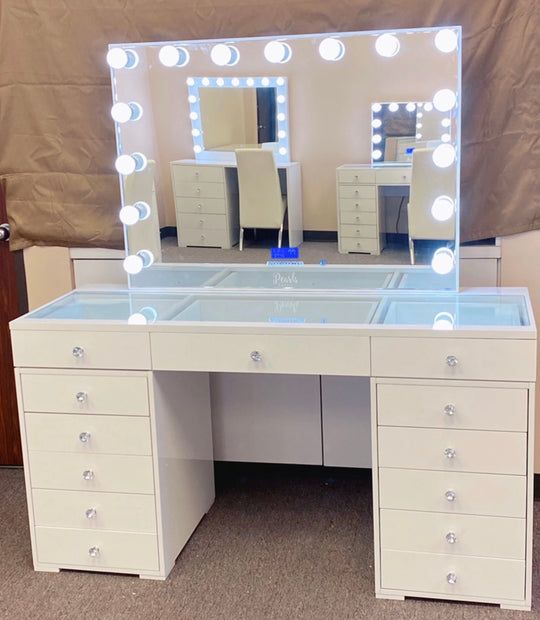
[239,227,244,251]
[409,238,415,265]
[500,603,531,611]
[139,573,167,581]
[376,593,406,601]
[34,564,60,573]
[278,225,283,248]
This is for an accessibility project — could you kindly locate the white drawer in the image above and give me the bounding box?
[179,229,229,248]
[151,333,370,376]
[340,211,377,226]
[371,337,536,381]
[35,527,159,572]
[381,550,525,602]
[340,237,379,254]
[175,181,225,199]
[11,331,151,370]
[175,197,227,215]
[378,427,526,475]
[340,224,377,239]
[379,468,526,518]
[25,413,152,456]
[20,372,149,416]
[375,167,411,184]
[178,213,227,231]
[337,169,376,184]
[28,452,154,494]
[380,509,525,559]
[339,198,377,213]
[172,164,224,184]
[339,185,376,199]
[377,382,528,431]
[33,489,157,533]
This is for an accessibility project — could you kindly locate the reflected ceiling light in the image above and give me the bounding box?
[115,152,147,175]
[372,149,383,160]
[433,89,457,112]
[406,102,416,112]
[375,33,400,57]
[424,102,433,111]
[264,40,292,64]
[431,195,455,222]
[318,37,345,61]
[110,102,143,123]
[431,247,455,275]
[371,118,382,128]
[106,48,139,70]
[119,201,151,226]
[210,43,239,66]
[371,103,382,113]
[432,143,456,168]
[123,250,154,275]
[388,102,399,112]
[433,312,455,330]
[158,45,190,67]
[441,133,451,143]
[372,134,382,144]
[435,29,458,53]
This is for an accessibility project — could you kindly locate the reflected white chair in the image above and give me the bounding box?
[407,147,456,264]
[235,148,287,250]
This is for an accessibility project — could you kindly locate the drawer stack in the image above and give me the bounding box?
[171,162,239,249]
[372,336,535,609]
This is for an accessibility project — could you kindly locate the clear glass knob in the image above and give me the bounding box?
[79,432,91,443]
[444,404,456,416]
[445,490,456,502]
[446,355,459,368]
[75,391,87,403]
[72,346,85,358]
[85,508,97,519]
[446,532,457,544]
[444,447,456,459]
[82,469,94,481]
[88,546,100,558]
[250,350,262,362]
[446,572,457,584]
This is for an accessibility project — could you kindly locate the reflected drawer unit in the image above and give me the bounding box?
[171,162,239,249]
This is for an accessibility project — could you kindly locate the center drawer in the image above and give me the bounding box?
[175,197,227,215]
[339,185,376,199]
[175,181,225,199]
[178,213,227,231]
[340,211,377,226]
[340,224,377,239]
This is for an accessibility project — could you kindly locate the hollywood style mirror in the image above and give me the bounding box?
[108,27,461,291]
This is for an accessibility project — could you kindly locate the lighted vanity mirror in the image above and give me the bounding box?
[108,26,461,291]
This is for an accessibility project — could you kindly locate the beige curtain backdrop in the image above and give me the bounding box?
[1,0,538,250]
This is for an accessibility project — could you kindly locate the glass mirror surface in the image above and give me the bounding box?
[109,27,461,291]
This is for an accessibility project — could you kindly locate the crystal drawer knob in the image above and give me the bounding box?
[79,432,91,444]
[72,346,85,358]
[446,532,457,544]
[85,508,97,519]
[82,470,94,481]
[444,447,456,460]
[444,404,456,416]
[250,350,262,362]
[88,546,100,558]
[75,391,87,403]
[445,490,456,502]
[446,572,457,585]
[446,355,459,368]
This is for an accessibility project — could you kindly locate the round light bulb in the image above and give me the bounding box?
[119,204,139,226]
[388,102,399,112]
[277,112,286,122]
[276,77,285,86]
[406,102,416,112]
[318,38,345,61]
[216,78,225,87]
[264,40,292,64]
[372,134,382,144]
[431,248,455,275]
[188,95,197,103]
[441,133,451,143]
[186,77,195,86]
[277,94,286,104]
[417,112,423,118]
[278,147,287,155]
[441,117,451,128]
[433,312,455,330]
[191,128,200,137]
[193,145,202,154]
[115,155,136,175]
[202,77,210,86]
[375,33,400,58]
[111,102,142,123]
[261,77,270,87]
[107,48,139,70]
[372,149,383,160]
[189,111,198,120]
[210,43,239,67]
[246,78,255,87]
[416,133,423,139]
[128,312,147,325]
[232,78,240,87]
[278,130,287,139]
[424,102,433,112]
[433,89,457,112]
[371,119,382,129]
[416,122,423,128]
[371,103,382,113]
[435,29,458,53]
[432,144,456,168]
[158,45,190,68]
[123,254,143,275]
[431,195,455,222]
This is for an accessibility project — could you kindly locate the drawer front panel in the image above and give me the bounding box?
[178,213,227,231]
[11,331,151,370]
[380,509,525,559]
[339,198,376,213]
[25,414,152,456]
[151,333,370,376]
[339,185,376,199]
[340,237,379,254]
[381,550,525,601]
[340,224,377,239]
[175,197,227,215]
[172,165,224,184]
[371,337,536,381]
[376,168,411,184]
[378,427,526,475]
[340,211,377,226]
[21,373,149,416]
[377,383,528,431]
[175,181,225,199]
[337,169,376,184]
[179,229,229,248]
[28,452,155,494]
[33,489,157,533]
[35,527,159,572]
[379,468,526,518]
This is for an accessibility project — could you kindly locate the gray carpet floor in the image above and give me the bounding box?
[0,465,538,620]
